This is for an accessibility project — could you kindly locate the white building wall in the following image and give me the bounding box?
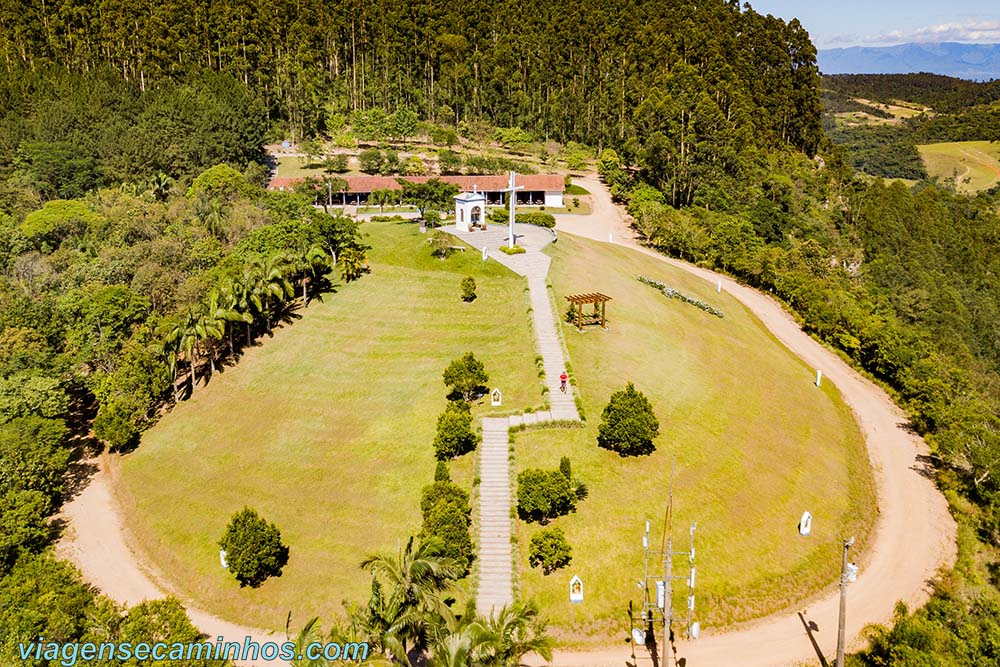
[544,191,564,208]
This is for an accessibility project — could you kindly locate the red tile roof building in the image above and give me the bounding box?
[267,174,565,208]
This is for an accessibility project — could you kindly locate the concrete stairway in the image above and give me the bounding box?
[476,417,514,614]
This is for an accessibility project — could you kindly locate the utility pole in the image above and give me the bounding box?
[836,536,857,667]
[633,466,698,667]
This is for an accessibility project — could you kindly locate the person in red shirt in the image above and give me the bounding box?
[559,372,568,393]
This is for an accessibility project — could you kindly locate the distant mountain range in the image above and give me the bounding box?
[818,43,1000,81]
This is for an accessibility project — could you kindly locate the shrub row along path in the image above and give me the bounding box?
[446,224,582,615]
[530,175,958,667]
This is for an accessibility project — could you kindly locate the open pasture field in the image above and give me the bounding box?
[918,141,1000,192]
[514,234,876,646]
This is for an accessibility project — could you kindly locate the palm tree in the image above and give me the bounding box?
[154,317,183,403]
[287,241,330,303]
[170,307,200,393]
[361,537,461,613]
[427,622,489,667]
[360,537,462,660]
[230,273,260,347]
[246,254,294,333]
[339,247,368,283]
[201,288,246,369]
[477,601,553,666]
[286,616,328,667]
[148,172,174,202]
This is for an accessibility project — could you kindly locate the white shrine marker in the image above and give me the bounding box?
[500,170,523,249]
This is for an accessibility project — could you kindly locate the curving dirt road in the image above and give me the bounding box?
[57,175,956,667]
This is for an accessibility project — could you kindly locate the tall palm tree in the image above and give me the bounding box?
[154,317,183,403]
[171,307,200,393]
[287,241,330,303]
[208,285,252,359]
[247,254,294,333]
[200,288,241,372]
[231,273,260,347]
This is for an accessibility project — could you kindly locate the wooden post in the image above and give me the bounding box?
[602,301,607,329]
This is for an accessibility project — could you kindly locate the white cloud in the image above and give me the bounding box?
[864,18,1000,45]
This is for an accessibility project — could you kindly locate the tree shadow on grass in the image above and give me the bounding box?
[597,439,656,457]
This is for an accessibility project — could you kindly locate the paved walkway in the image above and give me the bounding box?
[446,223,582,615]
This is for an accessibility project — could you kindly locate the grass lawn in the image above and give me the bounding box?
[918,141,1000,192]
[116,219,541,631]
[565,184,590,195]
[513,234,876,646]
[274,156,327,179]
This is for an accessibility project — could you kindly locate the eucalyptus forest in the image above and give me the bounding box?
[2,0,1000,664]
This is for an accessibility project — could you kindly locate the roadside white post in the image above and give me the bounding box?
[816,370,823,387]
[716,280,722,293]
[482,246,488,261]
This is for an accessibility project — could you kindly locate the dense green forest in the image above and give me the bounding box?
[0,0,823,208]
[824,123,928,180]
[2,0,1000,664]
[824,73,1000,113]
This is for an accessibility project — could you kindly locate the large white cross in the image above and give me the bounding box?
[500,170,523,249]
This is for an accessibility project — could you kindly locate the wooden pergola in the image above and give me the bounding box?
[565,292,612,331]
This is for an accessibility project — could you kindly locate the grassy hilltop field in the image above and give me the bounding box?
[116,219,542,629]
[515,234,874,645]
[116,221,874,639]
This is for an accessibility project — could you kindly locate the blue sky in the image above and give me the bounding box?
[747,1,1000,48]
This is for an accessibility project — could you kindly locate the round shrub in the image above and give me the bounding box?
[597,382,659,456]
[517,468,577,523]
[218,507,289,587]
[421,481,471,518]
[433,407,478,460]
[528,527,572,574]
